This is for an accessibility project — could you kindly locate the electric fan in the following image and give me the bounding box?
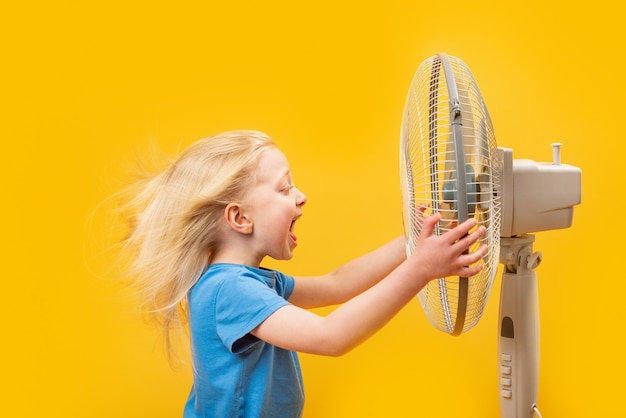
[400,53,581,418]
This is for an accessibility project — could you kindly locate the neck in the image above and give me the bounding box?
[211,246,264,268]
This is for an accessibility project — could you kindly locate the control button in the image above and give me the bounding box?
[501,389,512,399]
[502,353,512,362]
[500,365,512,375]
[501,377,512,387]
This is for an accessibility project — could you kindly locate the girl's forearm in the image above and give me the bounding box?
[328,236,407,301]
[253,257,427,357]
[289,236,406,308]
[319,258,427,356]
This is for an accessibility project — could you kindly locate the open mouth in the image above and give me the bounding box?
[289,217,299,244]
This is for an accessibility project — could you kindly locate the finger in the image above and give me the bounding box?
[419,212,440,238]
[471,226,487,242]
[454,246,488,276]
[446,218,478,242]
[460,262,485,277]
[459,244,488,265]
[455,225,486,249]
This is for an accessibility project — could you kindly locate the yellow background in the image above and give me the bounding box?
[2,1,623,416]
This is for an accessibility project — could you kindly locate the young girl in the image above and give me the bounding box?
[120,130,486,417]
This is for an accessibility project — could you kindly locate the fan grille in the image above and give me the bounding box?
[400,54,502,335]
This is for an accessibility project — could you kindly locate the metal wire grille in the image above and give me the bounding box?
[400,54,502,335]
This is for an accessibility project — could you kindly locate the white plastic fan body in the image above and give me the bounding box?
[400,53,581,418]
[496,146,581,417]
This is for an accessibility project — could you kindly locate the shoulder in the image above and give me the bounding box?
[190,263,295,303]
[272,270,295,299]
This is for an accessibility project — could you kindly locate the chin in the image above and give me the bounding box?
[281,252,295,261]
[282,249,296,261]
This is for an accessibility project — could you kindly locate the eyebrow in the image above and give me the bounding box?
[277,169,294,188]
[280,168,292,180]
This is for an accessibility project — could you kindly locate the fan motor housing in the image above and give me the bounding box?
[498,147,582,238]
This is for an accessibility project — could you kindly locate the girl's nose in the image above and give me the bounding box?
[295,187,307,206]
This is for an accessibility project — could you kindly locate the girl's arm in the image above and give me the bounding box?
[251,214,487,356]
[289,204,430,309]
[287,235,407,309]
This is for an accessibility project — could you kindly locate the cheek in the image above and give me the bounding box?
[273,209,295,234]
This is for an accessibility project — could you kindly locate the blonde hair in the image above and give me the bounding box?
[118,130,276,360]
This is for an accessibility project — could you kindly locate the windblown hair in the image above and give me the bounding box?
[118,130,276,360]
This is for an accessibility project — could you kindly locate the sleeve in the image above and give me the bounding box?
[275,270,295,300]
[215,273,292,354]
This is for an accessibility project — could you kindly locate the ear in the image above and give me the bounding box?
[224,203,253,235]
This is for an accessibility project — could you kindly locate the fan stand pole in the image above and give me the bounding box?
[498,234,542,418]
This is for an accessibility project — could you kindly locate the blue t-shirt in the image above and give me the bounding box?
[183,263,304,418]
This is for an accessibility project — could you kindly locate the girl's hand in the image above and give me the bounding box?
[409,212,487,280]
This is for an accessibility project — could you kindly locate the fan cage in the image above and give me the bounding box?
[400,54,502,335]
